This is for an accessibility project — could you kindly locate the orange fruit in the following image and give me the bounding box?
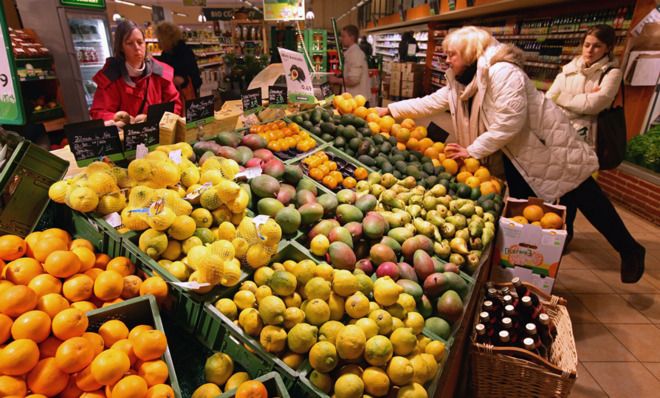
[129,325,153,341]
[44,250,82,279]
[465,176,481,188]
[540,212,563,230]
[94,270,124,301]
[75,364,104,392]
[112,375,148,398]
[0,375,27,397]
[26,394,50,398]
[72,247,97,272]
[24,231,43,257]
[0,338,40,375]
[424,147,440,159]
[71,300,97,312]
[131,329,167,361]
[0,235,27,261]
[0,313,12,344]
[91,348,131,385]
[139,277,168,304]
[121,275,143,299]
[236,380,268,398]
[41,228,71,245]
[137,359,169,386]
[396,142,406,151]
[146,384,175,398]
[354,167,368,181]
[106,257,135,277]
[456,171,473,183]
[406,137,420,151]
[27,357,69,396]
[85,267,104,281]
[52,308,88,340]
[441,158,459,175]
[60,377,84,398]
[11,310,51,343]
[99,319,129,348]
[38,336,63,358]
[70,238,94,252]
[0,285,38,317]
[94,253,111,270]
[37,293,70,318]
[82,332,106,356]
[342,177,357,189]
[511,216,529,224]
[32,237,68,263]
[418,138,434,152]
[63,273,94,302]
[0,279,13,294]
[522,205,545,223]
[55,336,95,373]
[479,181,497,196]
[80,391,106,398]
[4,257,44,285]
[102,298,124,307]
[474,167,491,183]
[112,339,137,366]
[28,273,63,297]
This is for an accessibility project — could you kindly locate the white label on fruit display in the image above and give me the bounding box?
[184,182,212,200]
[169,149,182,164]
[235,166,262,180]
[103,212,122,228]
[171,281,211,290]
[136,143,148,159]
[252,215,270,240]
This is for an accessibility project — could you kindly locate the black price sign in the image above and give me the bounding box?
[427,122,450,143]
[65,124,124,166]
[147,101,175,123]
[185,95,214,125]
[268,85,287,108]
[124,121,159,152]
[320,82,334,100]
[241,88,263,115]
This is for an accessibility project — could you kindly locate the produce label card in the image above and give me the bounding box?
[124,120,159,159]
[241,88,263,115]
[185,95,214,127]
[320,82,334,102]
[278,47,315,104]
[147,101,175,123]
[65,123,125,166]
[268,85,287,108]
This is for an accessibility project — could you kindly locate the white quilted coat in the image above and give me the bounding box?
[388,44,599,202]
[546,56,622,147]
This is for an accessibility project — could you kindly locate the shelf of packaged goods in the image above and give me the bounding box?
[194,51,224,57]
[376,52,396,58]
[430,65,447,73]
[79,63,104,68]
[416,53,427,58]
[187,41,221,45]
[375,45,398,49]
[151,52,162,56]
[499,29,628,40]
[73,38,104,43]
[198,61,222,68]
[15,57,53,63]
[19,75,56,82]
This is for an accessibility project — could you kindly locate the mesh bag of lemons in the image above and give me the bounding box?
[214,259,447,398]
[49,143,283,291]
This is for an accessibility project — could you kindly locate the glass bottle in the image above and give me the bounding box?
[475,323,490,344]
[497,330,510,346]
[525,323,546,357]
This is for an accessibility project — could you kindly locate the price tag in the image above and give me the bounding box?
[103,212,122,228]
[234,166,262,180]
[278,48,315,104]
[124,121,159,157]
[64,123,125,167]
[241,88,263,115]
[149,198,165,215]
[136,144,148,159]
[184,182,212,200]
[268,85,287,108]
[169,149,182,164]
[170,281,211,290]
[185,95,214,126]
[252,215,270,240]
[320,82,334,101]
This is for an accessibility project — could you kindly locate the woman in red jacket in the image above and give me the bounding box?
[90,19,182,122]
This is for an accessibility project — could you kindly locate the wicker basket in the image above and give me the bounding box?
[469,282,578,398]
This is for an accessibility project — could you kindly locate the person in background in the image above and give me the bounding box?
[156,21,202,101]
[359,35,373,58]
[399,31,418,62]
[90,19,182,122]
[329,25,371,104]
[376,26,645,283]
[546,25,622,244]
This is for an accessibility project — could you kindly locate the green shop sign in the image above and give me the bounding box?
[59,0,106,9]
[0,6,24,125]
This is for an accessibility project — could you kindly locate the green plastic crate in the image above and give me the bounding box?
[0,129,68,236]
[86,295,182,398]
[219,372,290,398]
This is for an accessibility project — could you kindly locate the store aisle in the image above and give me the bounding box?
[554,205,660,398]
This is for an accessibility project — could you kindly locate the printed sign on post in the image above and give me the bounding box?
[0,7,24,125]
[278,48,315,104]
[268,85,287,108]
[241,88,263,115]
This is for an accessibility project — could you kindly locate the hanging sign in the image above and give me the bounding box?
[278,48,315,104]
[64,124,125,166]
[241,88,263,115]
[59,0,105,9]
[264,0,305,21]
[124,121,159,159]
[185,95,214,127]
[202,8,261,21]
[0,7,24,125]
[268,85,287,108]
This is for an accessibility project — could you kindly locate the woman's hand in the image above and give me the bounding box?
[445,143,470,160]
[375,107,390,117]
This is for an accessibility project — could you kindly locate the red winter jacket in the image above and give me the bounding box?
[89,57,183,121]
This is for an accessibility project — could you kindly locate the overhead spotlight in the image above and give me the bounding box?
[197,14,207,22]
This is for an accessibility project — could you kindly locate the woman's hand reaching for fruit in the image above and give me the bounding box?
[445,143,470,160]
[375,107,390,117]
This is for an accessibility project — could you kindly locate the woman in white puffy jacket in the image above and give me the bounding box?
[377,26,644,283]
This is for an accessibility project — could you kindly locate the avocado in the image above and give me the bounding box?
[470,187,481,200]
[426,176,438,186]
[357,141,371,156]
[422,162,435,175]
[349,137,361,150]
[345,149,356,157]
[321,111,331,121]
[395,160,407,173]
[302,120,314,131]
[389,136,398,146]
[380,142,392,153]
[373,134,384,144]
[405,165,421,179]
[302,112,310,121]
[311,126,322,136]
[358,127,370,136]
[393,170,403,179]
[291,115,303,125]
[321,133,334,142]
[381,162,394,173]
[357,155,375,167]
[320,122,336,135]
[374,156,387,168]
[367,146,379,157]
[342,125,358,139]
[391,154,404,163]
[334,136,346,147]
[340,114,355,125]
[457,184,472,199]
[310,109,322,124]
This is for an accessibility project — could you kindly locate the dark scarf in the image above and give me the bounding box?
[456,62,477,86]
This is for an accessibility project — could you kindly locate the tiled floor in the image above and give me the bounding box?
[554,205,660,398]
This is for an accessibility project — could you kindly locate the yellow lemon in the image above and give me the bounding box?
[334,373,364,398]
[344,292,370,319]
[327,292,346,321]
[304,277,331,301]
[405,312,425,335]
[309,341,338,373]
[233,290,256,310]
[390,327,417,356]
[303,298,330,326]
[386,356,414,386]
[314,263,334,282]
[214,298,238,320]
[398,382,429,398]
[283,307,305,330]
[364,335,394,367]
[332,270,358,297]
[425,340,447,362]
[362,366,390,397]
[318,320,345,345]
[336,325,366,360]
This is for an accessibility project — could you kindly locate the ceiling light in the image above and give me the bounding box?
[114,0,135,6]
[175,12,187,17]
[140,5,152,10]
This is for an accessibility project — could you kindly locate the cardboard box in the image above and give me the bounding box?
[390,62,402,74]
[491,197,568,294]
[401,62,425,79]
[389,77,401,97]
[401,80,422,98]
[389,71,402,84]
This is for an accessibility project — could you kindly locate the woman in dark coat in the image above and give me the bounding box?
[156,22,202,101]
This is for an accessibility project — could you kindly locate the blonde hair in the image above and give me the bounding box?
[155,22,182,52]
[442,26,496,65]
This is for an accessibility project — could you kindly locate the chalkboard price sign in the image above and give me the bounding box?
[242,88,263,115]
[320,82,334,101]
[185,95,214,125]
[124,121,159,152]
[65,124,124,166]
[268,86,287,108]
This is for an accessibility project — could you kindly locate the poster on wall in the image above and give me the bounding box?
[263,0,305,21]
[278,48,314,104]
[0,7,24,125]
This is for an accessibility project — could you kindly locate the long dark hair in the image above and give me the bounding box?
[113,19,145,59]
[585,24,616,57]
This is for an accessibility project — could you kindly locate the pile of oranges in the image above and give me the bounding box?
[0,230,172,397]
[249,120,317,153]
[302,152,368,190]
[439,157,503,196]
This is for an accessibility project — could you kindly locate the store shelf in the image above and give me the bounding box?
[194,51,224,57]
[73,39,103,43]
[187,41,221,45]
[198,61,222,68]
[80,63,104,68]
[15,57,53,63]
[19,75,57,82]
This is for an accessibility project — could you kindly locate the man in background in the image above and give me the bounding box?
[329,25,371,104]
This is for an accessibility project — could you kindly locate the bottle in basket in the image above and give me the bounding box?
[524,323,547,358]
[482,300,499,330]
[538,313,557,349]
[497,330,511,346]
[486,287,502,313]
[500,317,519,346]
[479,311,497,340]
[475,323,490,344]
[518,295,536,325]
[523,337,541,357]
[512,277,530,298]
[503,304,521,335]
